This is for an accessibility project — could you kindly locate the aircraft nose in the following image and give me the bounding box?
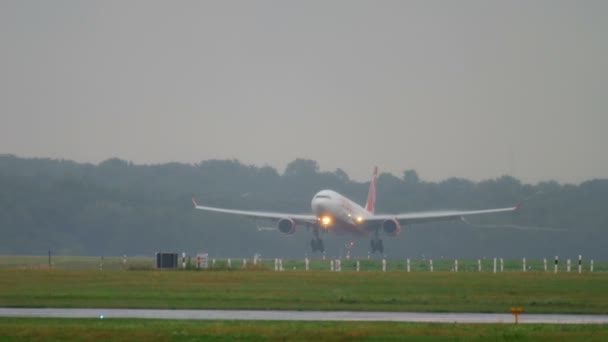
[311,197,327,214]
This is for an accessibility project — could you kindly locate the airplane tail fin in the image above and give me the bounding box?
[365,166,378,213]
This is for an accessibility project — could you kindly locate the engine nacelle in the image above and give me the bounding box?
[277,218,296,235]
[382,218,401,236]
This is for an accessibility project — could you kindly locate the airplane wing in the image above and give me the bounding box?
[365,204,520,226]
[192,198,318,224]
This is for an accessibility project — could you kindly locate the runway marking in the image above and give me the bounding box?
[1,308,608,324]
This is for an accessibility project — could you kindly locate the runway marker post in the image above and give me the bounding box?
[567,259,571,272]
[493,258,496,273]
[454,259,458,272]
[478,259,482,272]
[429,259,433,272]
[591,259,594,272]
[543,258,547,272]
[356,260,360,272]
[554,256,558,274]
[382,259,387,272]
[500,258,504,272]
[522,258,526,272]
[330,260,334,272]
[406,259,410,272]
[510,307,524,324]
[305,257,310,271]
[578,255,582,274]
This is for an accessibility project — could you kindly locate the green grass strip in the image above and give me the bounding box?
[1,318,608,341]
[1,269,608,314]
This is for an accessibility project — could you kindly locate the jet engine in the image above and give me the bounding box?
[382,218,401,236]
[277,218,296,235]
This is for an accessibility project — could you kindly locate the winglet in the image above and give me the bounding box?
[192,198,198,207]
[514,191,542,210]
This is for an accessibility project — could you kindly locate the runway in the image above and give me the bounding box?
[1,308,608,324]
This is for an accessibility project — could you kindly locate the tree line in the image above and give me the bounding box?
[0,154,606,259]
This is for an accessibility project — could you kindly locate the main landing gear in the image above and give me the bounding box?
[310,226,324,253]
[370,230,383,254]
[370,239,384,254]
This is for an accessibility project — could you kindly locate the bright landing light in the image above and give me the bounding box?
[320,216,332,226]
[356,216,364,223]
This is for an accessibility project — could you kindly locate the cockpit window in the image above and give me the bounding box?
[315,195,331,199]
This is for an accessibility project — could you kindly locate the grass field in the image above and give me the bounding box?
[2,256,607,340]
[1,318,607,341]
[1,266,607,313]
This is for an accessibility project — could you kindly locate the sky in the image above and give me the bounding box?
[1,0,607,183]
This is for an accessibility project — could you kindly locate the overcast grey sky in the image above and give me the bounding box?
[1,1,606,183]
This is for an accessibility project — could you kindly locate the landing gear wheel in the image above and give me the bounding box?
[370,239,383,253]
[311,238,324,253]
[311,239,318,252]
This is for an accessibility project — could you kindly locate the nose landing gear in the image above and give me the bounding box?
[310,226,324,253]
[311,238,324,253]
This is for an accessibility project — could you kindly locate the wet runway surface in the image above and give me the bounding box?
[1,308,608,324]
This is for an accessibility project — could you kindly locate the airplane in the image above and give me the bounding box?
[192,167,520,254]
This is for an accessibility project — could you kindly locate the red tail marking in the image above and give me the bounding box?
[365,166,378,213]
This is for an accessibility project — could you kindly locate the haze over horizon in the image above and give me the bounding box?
[1,1,607,183]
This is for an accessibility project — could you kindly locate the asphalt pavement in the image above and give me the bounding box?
[1,308,608,324]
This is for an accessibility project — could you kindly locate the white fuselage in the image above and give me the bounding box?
[310,190,370,234]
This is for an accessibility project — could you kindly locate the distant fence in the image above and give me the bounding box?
[226,257,606,273]
[1,255,606,273]
[0,255,153,270]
